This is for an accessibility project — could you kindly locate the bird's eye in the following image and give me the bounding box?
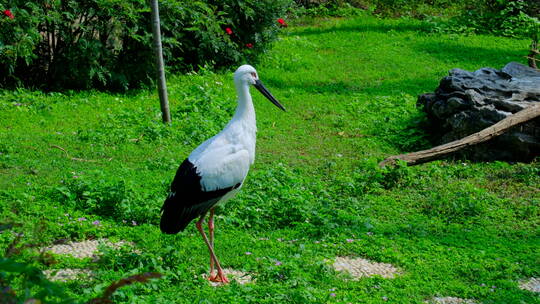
[251,72,257,79]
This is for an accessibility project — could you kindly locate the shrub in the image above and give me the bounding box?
[0,0,292,91]
[160,0,292,73]
[53,170,162,225]
[0,0,147,90]
[291,0,367,17]
[292,0,471,18]
[428,0,539,39]
[293,0,539,39]
[421,183,492,223]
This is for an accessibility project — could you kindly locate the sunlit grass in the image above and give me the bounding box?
[0,14,538,303]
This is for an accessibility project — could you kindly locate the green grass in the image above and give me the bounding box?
[1,15,539,303]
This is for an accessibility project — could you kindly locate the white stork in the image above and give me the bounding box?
[160,65,286,283]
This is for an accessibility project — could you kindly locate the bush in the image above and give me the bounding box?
[161,0,292,73]
[0,0,292,91]
[431,0,540,39]
[293,0,539,39]
[421,183,493,223]
[292,0,471,18]
[0,0,147,90]
[53,170,162,225]
[291,0,367,17]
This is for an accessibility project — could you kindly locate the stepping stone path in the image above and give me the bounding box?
[332,256,401,279]
[43,268,93,282]
[203,268,255,286]
[332,257,479,304]
[43,239,132,259]
[42,238,133,281]
[519,277,540,293]
[425,297,477,304]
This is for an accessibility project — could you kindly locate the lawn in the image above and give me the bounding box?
[1,14,538,303]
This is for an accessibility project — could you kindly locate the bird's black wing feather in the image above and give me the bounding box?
[160,159,239,234]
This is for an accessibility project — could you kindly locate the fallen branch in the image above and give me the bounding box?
[379,104,540,167]
[87,272,162,304]
[526,55,539,70]
[50,145,112,162]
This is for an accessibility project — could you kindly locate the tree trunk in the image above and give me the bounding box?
[379,104,540,167]
[150,0,171,123]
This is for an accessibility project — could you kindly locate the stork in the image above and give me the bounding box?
[160,65,286,283]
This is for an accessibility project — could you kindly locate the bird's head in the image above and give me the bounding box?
[234,65,286,111]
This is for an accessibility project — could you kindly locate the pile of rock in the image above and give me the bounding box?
[418,62,540,161]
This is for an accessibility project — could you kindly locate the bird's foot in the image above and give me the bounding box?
[208,272,229,284]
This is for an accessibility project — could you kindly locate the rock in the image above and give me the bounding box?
[425,297,477,304]
[519,277,540,293]
[43,268,93,282]
[332,256,401,280]
[418,62,540,161]
[42,239,135,259]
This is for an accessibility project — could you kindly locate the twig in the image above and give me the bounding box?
[87,272,162,304]
[129,134,145,143]
[50,145,112,162]
[50,145,69,157]
[525,56,540,62]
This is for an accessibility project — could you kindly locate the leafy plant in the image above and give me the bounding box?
[428,0,539,39]
[53,171,162,225]
[1,14,538,304]
[0,0,292,90]
[0,257,76,304]
[418,182,508,225]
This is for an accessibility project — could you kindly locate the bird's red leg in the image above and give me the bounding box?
[208,208,216,280]
[196,215,229,284]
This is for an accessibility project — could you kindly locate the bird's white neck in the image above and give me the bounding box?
[232,82,256,123]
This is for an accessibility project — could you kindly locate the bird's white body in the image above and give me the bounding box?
[160,64,284,284]
[188,67,257,193]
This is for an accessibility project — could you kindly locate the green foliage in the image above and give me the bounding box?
[53,170,162,225]
[367,0,462,18]
[1,15,538,303]
[293,0,539,40]
[421,183,493,222]
[159,0,292,72]
[292,0,471,18]
[0,224,76,303]
[291,0,366,17]
[428,0,539,39]
[224,164,332,232]
[0,257,76,304]
[0,0,292,90]
[0,0,147,90]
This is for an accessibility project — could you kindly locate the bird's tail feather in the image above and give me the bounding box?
[159,196,199,234]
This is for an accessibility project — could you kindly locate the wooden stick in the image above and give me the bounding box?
[379,104,540,167]
[50,145,112,162]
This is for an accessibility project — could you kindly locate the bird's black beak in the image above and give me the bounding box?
[254,80,286,112]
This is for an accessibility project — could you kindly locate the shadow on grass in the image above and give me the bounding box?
[291,22,428,37]
[414,40,527,67]
[268,77,439,96]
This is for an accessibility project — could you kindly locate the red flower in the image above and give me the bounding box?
[3,9,14,19]
[245,43,253,48]
[277,18,287,27]
[225,27,233,35]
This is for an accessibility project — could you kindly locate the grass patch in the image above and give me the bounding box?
[1,14,538,303]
